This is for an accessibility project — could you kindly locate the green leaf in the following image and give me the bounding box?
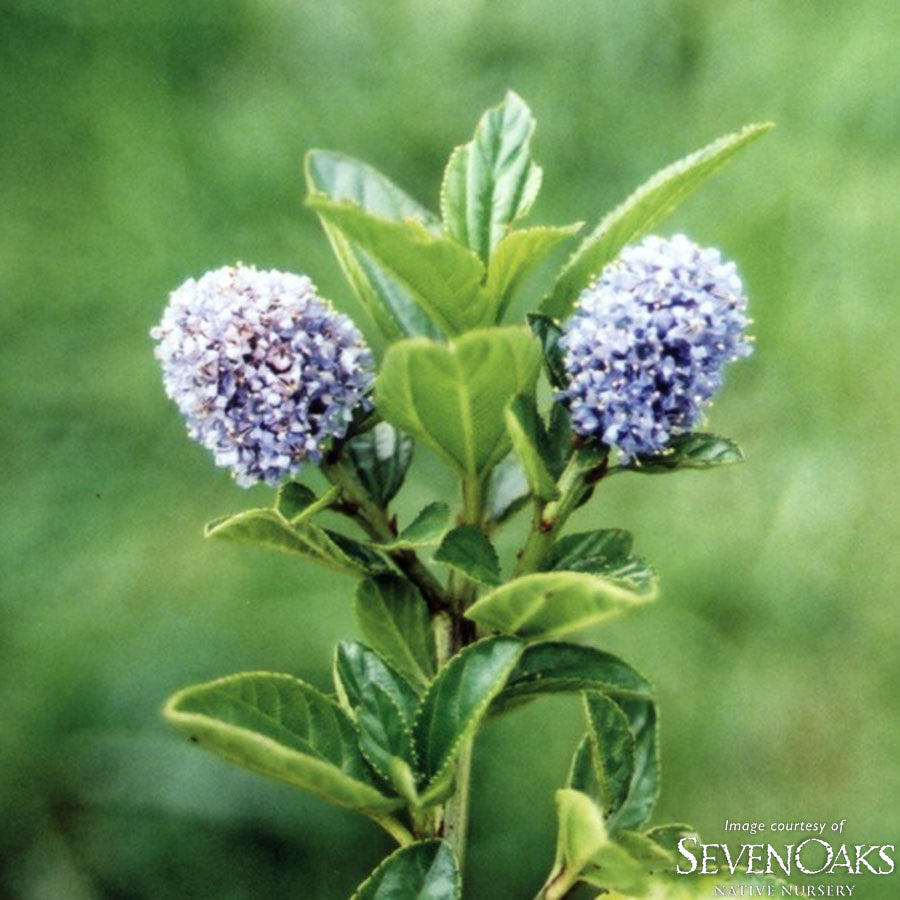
[527,312,569,390]
[465,570,653,641]
[440,91,543,262]
[354,576,436,692]
[545,530,656,597]
[413,637,523,786]
[163,672,399,813]
[545,530,634,570]
[614,830,675,868]
[486,224,581,319]
[545,403,574,479]
[375,328,541,479]
[542,122,774,318]
[433,525,501,587]
[579,840,649,895]
[308,196,492,336]
[333,641,420,725]
[343,423,414,506]
[304,149,441,340]
[350,840,461,900]
[552,788,609,878]
[492,642,652,713]
[356,683,417,781]
[580,694,636,819]
[604,695,660,832]
[274,482,317,520]
[624,432,745,472]
[377,502,451,551]
[486,454,530,524]
[204,508,386,577]
[644,823,698,857]
[505,395,559,502]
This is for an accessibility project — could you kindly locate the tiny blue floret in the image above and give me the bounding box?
[151,265,373,486]
[560,234,752,459]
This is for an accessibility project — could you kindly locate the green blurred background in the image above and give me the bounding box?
[2,1,898,897]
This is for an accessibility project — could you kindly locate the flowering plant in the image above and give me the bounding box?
[152,93,771,898]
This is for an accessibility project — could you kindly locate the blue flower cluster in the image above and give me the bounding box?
[151,265,373,486]
[560,234,752,459]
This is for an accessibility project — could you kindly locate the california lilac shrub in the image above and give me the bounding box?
[153,94,772,899]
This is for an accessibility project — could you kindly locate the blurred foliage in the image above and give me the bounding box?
[1,0,898,897]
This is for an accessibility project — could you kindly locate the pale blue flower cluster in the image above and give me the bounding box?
[152,265,373,486]
[560,234,752,459]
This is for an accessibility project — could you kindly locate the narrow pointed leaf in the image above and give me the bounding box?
[546,403,574,479]
[350,840,461,900]
[505,395,559,502]
[356,683,417,780]
[581,693,636,818]
[623,433,744,473]
[486,454,531,524]
[441,91,543,261]
[343,423,414,506]
[333,640,420,724]
[354,576,436,692]
[434,525,501,587]
[308,196,492,336]
[542,122,774,318]
[204,508,386,576]
[375,328,541,478]
[413,637,523,786]
[164,672,398,812]
[377,502,451,551]
[305,149,441,340]
[609,695,659,831]
[492,642,652,713]
[486,224,581,319]
[465,571,653,641]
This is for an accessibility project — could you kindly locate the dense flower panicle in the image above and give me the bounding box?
[560,234,752,459]
[151,265,373,486]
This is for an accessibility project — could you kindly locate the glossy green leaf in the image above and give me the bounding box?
[486,224,581,319]
[350,840,461,900]
[375,328,541,478]
[274,482,317,520]
[204,508,386,577]
[164,672,398,813]
[624,432,745,473]
[545,403,574,479]
[486,454,530,524]
[580,694,635,818]
[354,576,435,692]
[308,196,492,336]
[377,502,451,551]
[343,423,414,506]
[305,149,441,340]
[465,570,653,641]
[545,529,633,570]
[433,526,501,587]
[356,683,416,781]
[492,642,652,713]
[545,530,656,597]
[440,91,543,262]
[606,695,660,832]
[542,122,774,318]
[333,641,420,724]
[505,395,559,502]
[413,637,523,786]
[527,312,569,390]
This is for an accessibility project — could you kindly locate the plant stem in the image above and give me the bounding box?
[442,736,473,869]
[323,457,449,612]
[515,447,608,576]
[534,867,579,900]
[369,813,414,847]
